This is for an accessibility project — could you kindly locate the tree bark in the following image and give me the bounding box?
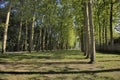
[2,0,12,53]
[88,1,96,63]
[41,27,45,51]
[83,1,90,58]
[29,15,35,53]
[24,20,28,51]
[109,0,113,45]
[17,18,22,51]
[98,16,102,49]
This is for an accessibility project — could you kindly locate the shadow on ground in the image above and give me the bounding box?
[0,68,119,74]
[0,61,88,65]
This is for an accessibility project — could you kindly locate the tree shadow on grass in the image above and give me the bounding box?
[0,61,88,65]
[0,68,119,74]
[0,54,55,62]
[99,60,120,62]
[0,54,52,59]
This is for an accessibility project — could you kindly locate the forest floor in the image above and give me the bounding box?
[0,50,120,80]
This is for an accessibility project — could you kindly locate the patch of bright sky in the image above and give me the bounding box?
[57,0,62,8]
[0,1,8,8]
[114,24,120,33]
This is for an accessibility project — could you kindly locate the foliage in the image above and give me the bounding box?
[0,0,120,52]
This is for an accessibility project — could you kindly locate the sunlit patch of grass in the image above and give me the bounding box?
[0,74,41,80]
[96,72,120,79]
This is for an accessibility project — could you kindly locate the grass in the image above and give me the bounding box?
[0,50,120,80]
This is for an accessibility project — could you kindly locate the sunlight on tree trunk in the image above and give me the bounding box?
[2,0,12,53]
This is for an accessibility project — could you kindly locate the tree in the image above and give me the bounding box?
[88,0,96,63]
[83,0,90,58]
[109,0,113,45]
[17,0,23,51]
[2,0,12,53]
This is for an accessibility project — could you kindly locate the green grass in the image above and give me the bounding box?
[0,50,120,80]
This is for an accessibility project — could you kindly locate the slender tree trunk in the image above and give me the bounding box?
[43,27,46,51]
[83,1,90,58]
[49,27,53,50]
[88,1,96,63]
[34,29,39,52]
[17,0,23,51]
[98,16,102,49]
[29,15,35,53]
[45,28,48,50]
[40,27,42,51]
[39,27,42,51]
[2,0,12,53]
[102,19,106,48]
[104,1,108,47]
[41,27,43,51]
[41,27,45,51]
[48,27,51,50]
[110,0,113,45]
[17,18,22,51]
[24,20,28,51]
[80,27,84,52]
[80,35,84,52]
[105,23,108,46]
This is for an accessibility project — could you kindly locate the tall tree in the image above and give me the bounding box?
[83,0,90,58]
[88,0,96,63]
[2,0,12,53]
[109,0,113,45]
[17,0,23,51]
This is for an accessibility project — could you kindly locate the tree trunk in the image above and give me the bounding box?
[104,1,108,47]
[80,27,84,52]
[24,20,28,51]
[83,1,90,58]
[2,0,12,53]
[105,22,108,46]
[45,28,49,51]
[41,27,45,51]
[98,16,102,49]
[29,15,35,53]
[88,1,96,63]
[17,18,22,51]
[109,0,113,45]
[17,0,23,51]
[49,27,53,50]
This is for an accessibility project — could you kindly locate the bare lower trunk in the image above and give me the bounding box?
[41,27,45,51]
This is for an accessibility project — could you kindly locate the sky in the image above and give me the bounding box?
[0,1,8,8]
[114,24,120,33]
